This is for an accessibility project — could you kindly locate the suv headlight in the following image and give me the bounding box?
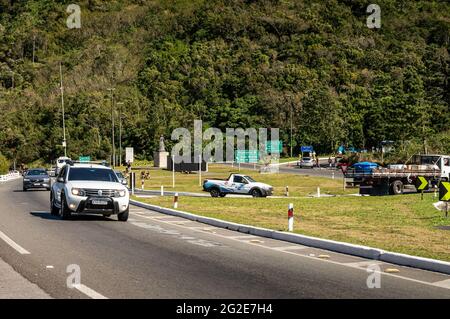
[71,188,86,196]
[23,178,30,181]
[114,190,126,197]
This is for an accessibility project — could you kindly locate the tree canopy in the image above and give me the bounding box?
[0,0,449,164]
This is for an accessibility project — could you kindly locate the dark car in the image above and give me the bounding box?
[23,168,51,191]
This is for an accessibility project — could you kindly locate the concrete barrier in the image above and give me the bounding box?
[130,199,450,275]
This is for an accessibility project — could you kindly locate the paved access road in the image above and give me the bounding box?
[0,179,449,299]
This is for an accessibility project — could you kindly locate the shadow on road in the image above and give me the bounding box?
[13,189,49,193]
[30,211,113,221]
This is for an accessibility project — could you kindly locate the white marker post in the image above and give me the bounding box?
[288,203,294,232]
[172,155,175,188]
[174,193,179,209]
[131,172,135,196]
[199,154,202,186]
[161,185,164,196]
[141,178,145,190]
[317,187,321,198]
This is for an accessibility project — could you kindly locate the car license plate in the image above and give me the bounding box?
[92,199,108,206]
[34,183,41,186]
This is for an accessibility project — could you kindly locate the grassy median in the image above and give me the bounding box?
[132,164,352,197]
[133,193,450,262]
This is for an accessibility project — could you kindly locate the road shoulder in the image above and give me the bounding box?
[0,257,51,299]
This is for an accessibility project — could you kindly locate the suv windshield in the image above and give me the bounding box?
[68,168,119,182]
[27,170,47,176]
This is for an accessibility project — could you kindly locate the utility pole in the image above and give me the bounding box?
[59,62,67,157]
[107,88,116,168]
[290,100,293,158]
[117,102,124,167]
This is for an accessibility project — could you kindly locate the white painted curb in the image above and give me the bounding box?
[130,199,450,275]
[379,252,450,275]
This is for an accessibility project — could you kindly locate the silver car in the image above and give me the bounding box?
[298,157,314,168]
[50,163,130,221]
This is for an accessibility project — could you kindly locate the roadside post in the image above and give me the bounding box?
[172,155,175,188]
[317,187,321,198]
[439,182,450,217]
[130,172,136,196]
[288,203,294,232]
[285,186,289,197]
[161,185,164,196]
[141,178,145,190]
[174,193,179,209]
[417,176,428,201]
[332,171,335,179]
[198,154,202,187]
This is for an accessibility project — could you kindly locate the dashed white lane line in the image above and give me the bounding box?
[227,235,259,240]
[73,284,108,299]
[129,209,450,291]
[345,260,383,268]
[272,245,308,251]
[432,279,450,289]
[0,230,30,255]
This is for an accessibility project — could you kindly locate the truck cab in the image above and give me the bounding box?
[411,154,450,181]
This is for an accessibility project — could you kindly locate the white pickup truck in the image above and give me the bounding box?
[203,174,273,198]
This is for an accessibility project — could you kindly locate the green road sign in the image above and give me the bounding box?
[79,156,91,162]
[235,150,259,163]
[417,176,428,191]
[266,140,282,153]
[440,182,450,201]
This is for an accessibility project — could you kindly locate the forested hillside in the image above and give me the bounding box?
[0,0,449,164]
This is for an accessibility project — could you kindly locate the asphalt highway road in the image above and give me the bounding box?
[0,179,449,299]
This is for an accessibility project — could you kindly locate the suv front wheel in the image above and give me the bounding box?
[118,207,129,222]
[50,193,59,216]
[60,193,72,220]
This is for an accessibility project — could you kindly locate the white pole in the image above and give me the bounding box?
[174,193,178,209]
[161,185,164,196]
[172,155,175,188]
[288,203,294,232]
[199,154,202,186]
[317,187,321,198]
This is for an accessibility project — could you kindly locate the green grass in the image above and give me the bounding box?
[134,193,450,261]
[129,164,352,197]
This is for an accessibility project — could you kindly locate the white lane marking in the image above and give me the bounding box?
[73,284,108,299]
[226,235,258,240]
[46,265,54,269]
[345,260,383,268]
[432,279,450,289]
[272,245,308,251]
[0,230,30,255]
[129,209,450,290]
[130,221,222,247]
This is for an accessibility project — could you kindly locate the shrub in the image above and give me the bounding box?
[0,153,9,175]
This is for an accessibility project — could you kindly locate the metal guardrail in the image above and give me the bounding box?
[0,172,21,182]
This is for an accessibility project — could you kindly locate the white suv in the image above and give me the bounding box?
[50,163,130,221]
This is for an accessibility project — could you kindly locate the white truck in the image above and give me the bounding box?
[203,174,273,198]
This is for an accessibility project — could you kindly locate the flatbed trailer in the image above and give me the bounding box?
[344,154,450,196]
